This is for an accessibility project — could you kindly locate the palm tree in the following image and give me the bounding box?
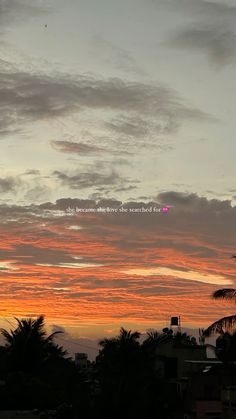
[143,328,196,349]
[97,327,141,380]
[96,328,146,418]
[214,332,236,362]
[204,289,236,337]
[205,255,236,337]
[202,286,236,364]
[0,315,66,373]
[142,329,172,353]
[116,327,140,343]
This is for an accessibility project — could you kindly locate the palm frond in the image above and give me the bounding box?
[204,314,236,337]
[0,328,13,344]
[146,330,160,340]
[99,337,117,347]
[14,317,23,329]
[213,289,236,301]
[119,327,140,341]
[45,331,63,343]
[33,315,45,330]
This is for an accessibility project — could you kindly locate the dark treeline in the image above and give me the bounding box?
[0,316,199,419]
[1,287,236,418]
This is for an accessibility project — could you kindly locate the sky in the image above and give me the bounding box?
[0,0,236,352]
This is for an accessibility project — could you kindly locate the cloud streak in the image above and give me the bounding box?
[0,60,210,139]
[51,140,107,155]
[168,26,236,66]
[53,169,139,191]
[123,267,232,286]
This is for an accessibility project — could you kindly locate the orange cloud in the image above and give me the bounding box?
[0,195,235,337]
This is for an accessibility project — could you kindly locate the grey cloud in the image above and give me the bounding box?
[51,140,107,155]
[0,176,22,193]
[157,191,202,206]
[0,244,78,265]
[0,61,211,137]
[0,171,52,203]
[106,113,191,141]
[0,0,47,28]
[0,70,80,126]
[39,198,97,211]
[96,199,122,208]
[76,192,236,260]
[53,170,118,188]
[161,0,236,17]
[168,26,236,66]
[106,116,151,138]
[53,169,137,190]
[157,191,234,212]
[22,169,41,176]
[114,186,138,193]
[24,184,51,202]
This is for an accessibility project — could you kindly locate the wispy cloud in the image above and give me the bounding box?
[0,176,22,193]
[53,169,139,191]
[91,35,146,75]
[0,60,211,139]
[122,267,232,286]
[51,140,107,155]
[0,0,48,29]
[167,26,236,66]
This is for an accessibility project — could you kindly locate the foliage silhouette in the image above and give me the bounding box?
[204,289,236,337]
[95,327,166,419]
[204,287,236,363]
[0,315,66,373]
[0,316,90,415]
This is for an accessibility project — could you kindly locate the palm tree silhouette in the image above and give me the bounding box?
[204,289,236,337]
[1,315,66,373]
[143,328,196,349]
[96,327,147,418]
[204,256,236,337]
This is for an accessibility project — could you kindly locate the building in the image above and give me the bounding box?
[155,340,208,379]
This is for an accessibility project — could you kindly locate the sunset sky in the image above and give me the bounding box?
[0,0,236,348]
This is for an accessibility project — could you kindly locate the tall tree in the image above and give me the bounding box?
[204,289,236,337]
[1,315,66,373]
[96,328,149,418]
[203,287,236,363]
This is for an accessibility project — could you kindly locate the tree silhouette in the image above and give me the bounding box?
[0,315,66,373]
[143,328,196,349]
[204,253,236,336]
[204,289,236,337]
[172,331,197,346]
[214,332,236,362]
[96,327,153,418]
